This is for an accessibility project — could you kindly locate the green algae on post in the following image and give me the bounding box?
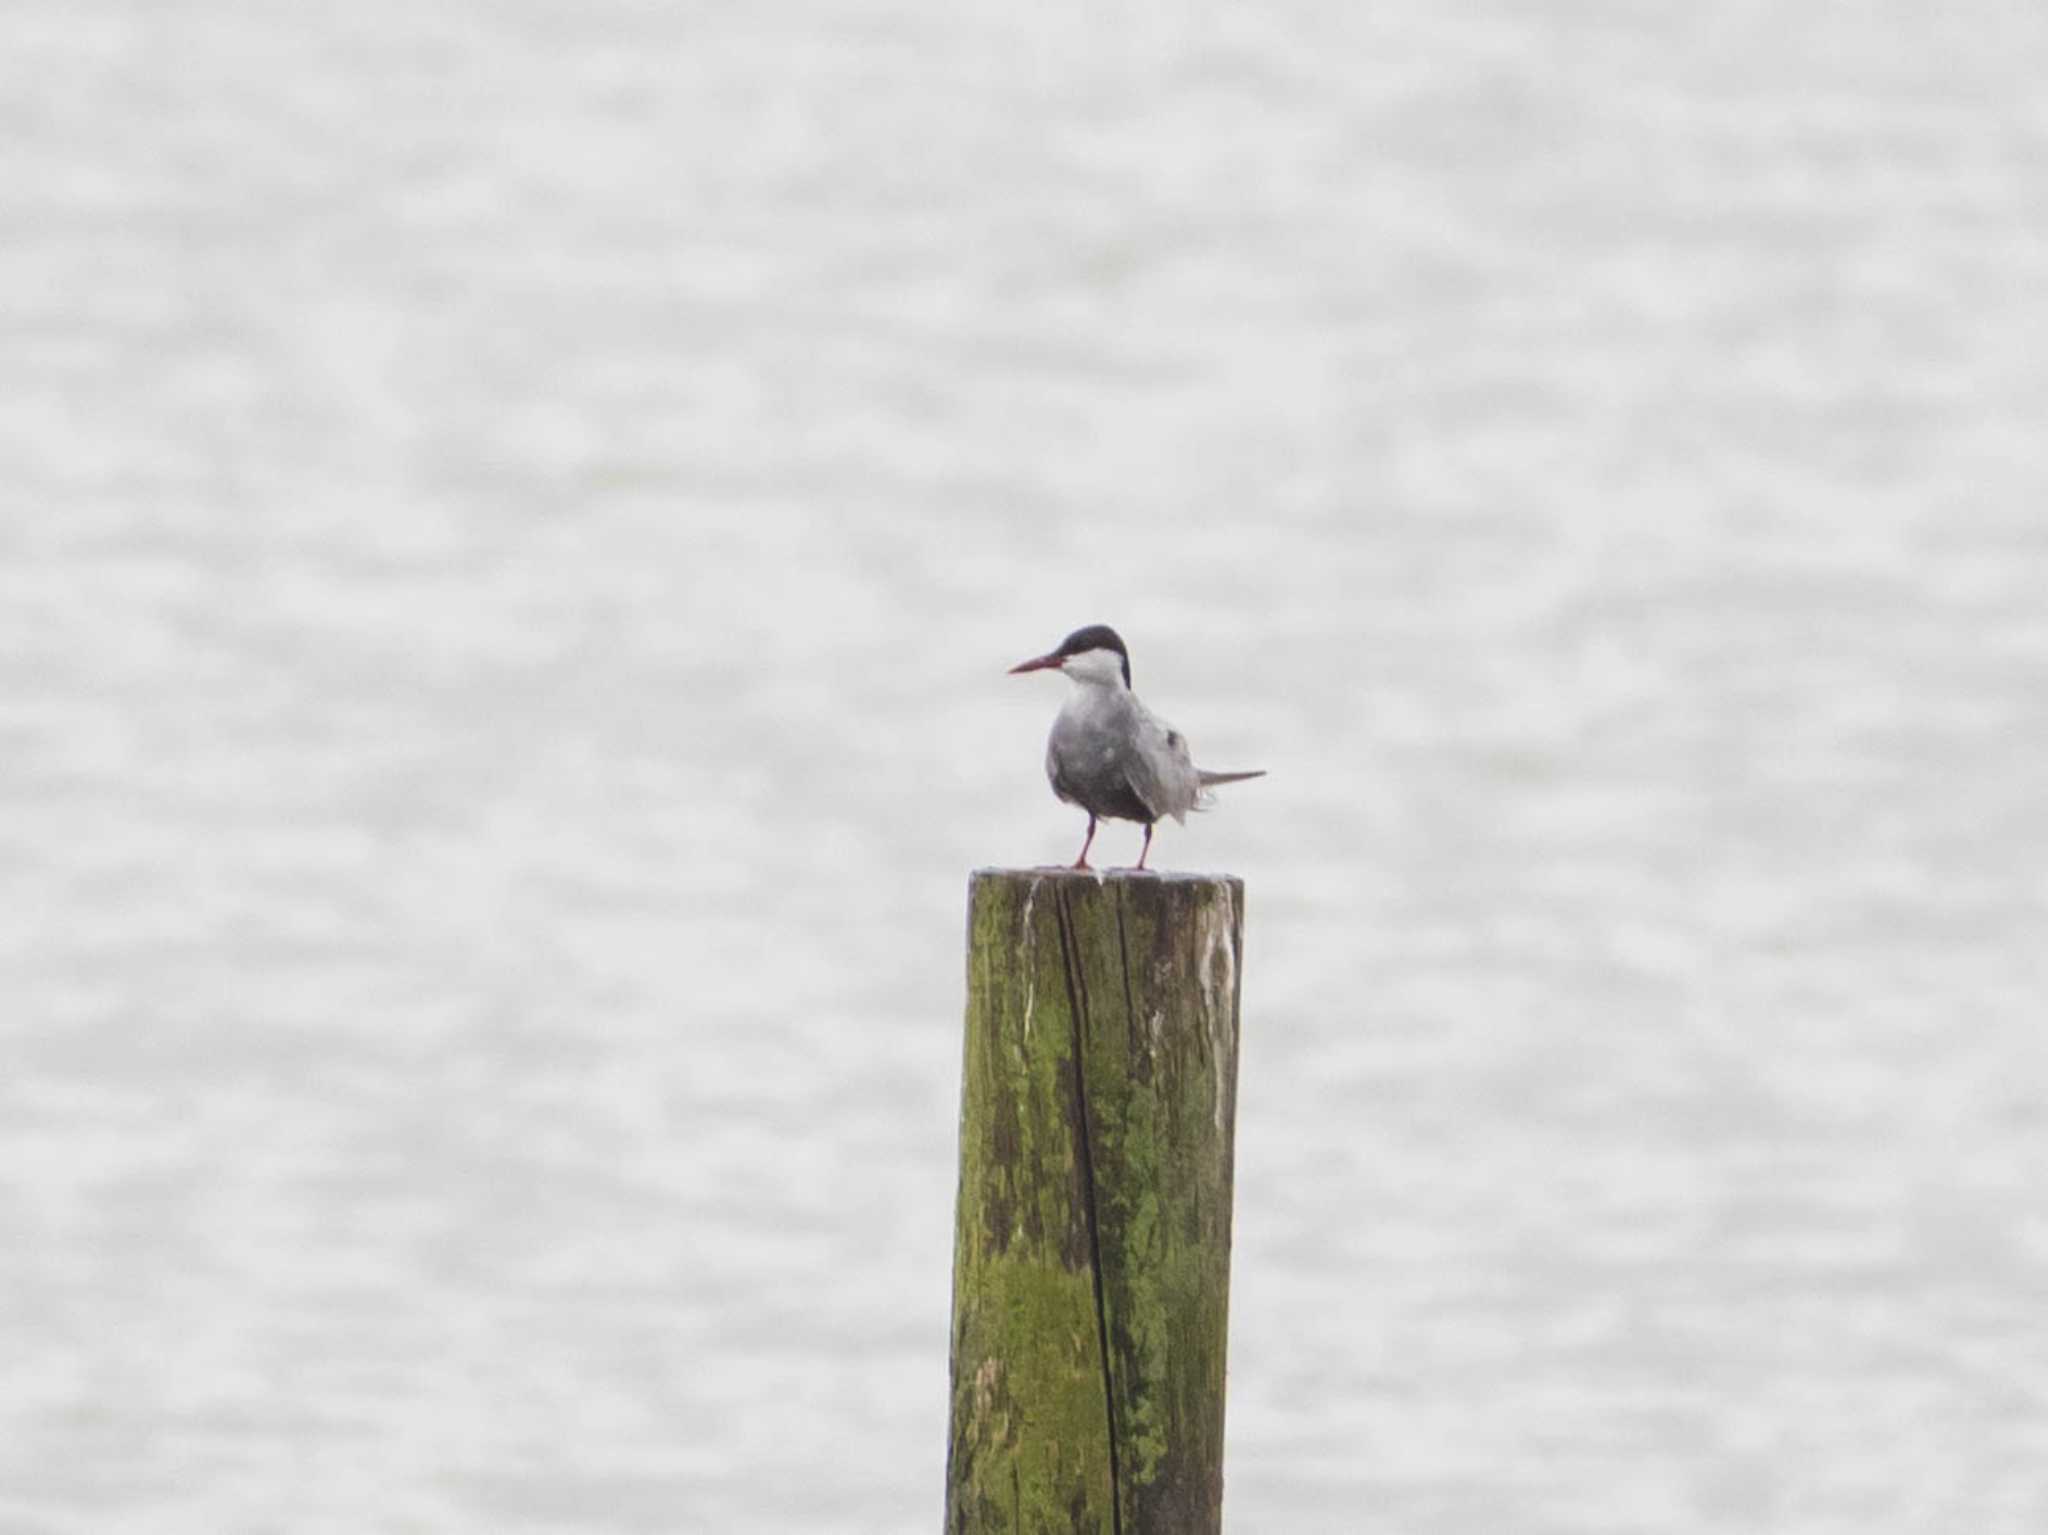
[945,869,1243,1535]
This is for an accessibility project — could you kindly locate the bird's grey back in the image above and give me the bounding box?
[1045,686,1201,825]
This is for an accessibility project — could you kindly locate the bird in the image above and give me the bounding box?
[1008,623,1265,871]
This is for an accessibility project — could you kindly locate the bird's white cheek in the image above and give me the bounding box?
[1063,650,1125,686]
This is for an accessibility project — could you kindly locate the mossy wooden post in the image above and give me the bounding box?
[946,868,1244,1534]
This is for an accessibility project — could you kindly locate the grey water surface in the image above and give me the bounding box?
[4,3,2047,1531]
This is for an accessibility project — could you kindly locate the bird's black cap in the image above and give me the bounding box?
[1055,624,1130,687]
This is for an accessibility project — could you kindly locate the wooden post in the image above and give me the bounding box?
[946,868,1244,1534]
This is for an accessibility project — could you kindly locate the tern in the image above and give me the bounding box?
[1009,624,1266,871]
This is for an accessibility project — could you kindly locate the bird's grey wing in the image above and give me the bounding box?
[1124,710,1201,824]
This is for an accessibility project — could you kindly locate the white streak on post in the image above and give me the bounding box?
[1199,883,1238,1132]
[1019,876,1040,1042]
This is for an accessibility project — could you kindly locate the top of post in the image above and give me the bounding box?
[970,866,1244,889]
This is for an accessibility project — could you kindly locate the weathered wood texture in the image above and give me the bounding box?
[947,868,1243,1535]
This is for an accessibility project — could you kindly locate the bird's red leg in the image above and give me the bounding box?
[1072,816,1097,870]
[1136,822,1154,870]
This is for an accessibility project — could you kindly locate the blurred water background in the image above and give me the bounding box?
[5,3,2047,1531]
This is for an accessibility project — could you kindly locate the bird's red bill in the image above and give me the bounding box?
[1008,653,1062,674]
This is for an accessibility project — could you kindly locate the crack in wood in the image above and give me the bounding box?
[1053,883,1125,1535]
[1113,885,1141,1057]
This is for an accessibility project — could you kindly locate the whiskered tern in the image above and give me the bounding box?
[1009,624,1266,870]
